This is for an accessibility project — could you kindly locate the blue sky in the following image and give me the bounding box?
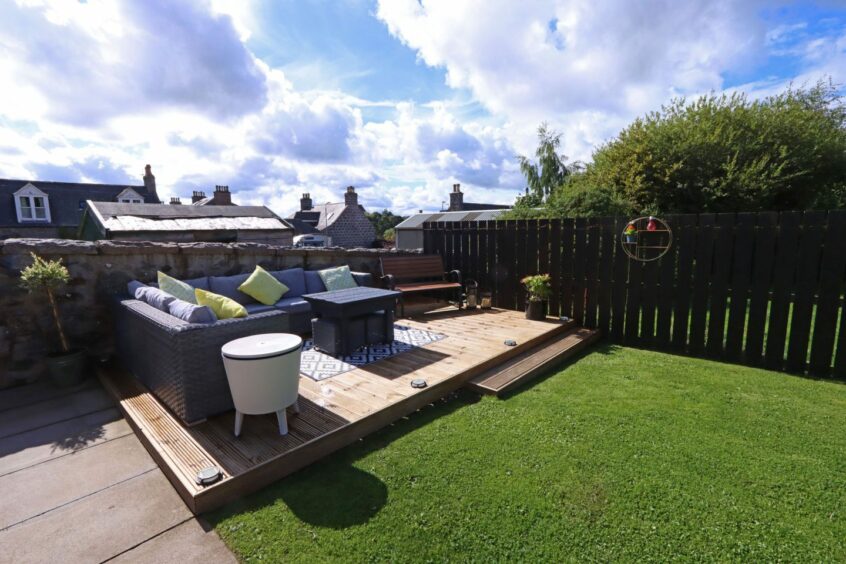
[0,0,843,215]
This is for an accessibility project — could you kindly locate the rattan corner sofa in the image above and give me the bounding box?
[115,267,372,425]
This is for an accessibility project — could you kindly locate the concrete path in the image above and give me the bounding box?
[0,377,236,564]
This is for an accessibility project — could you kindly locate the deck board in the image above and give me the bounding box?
[99,309,578,513]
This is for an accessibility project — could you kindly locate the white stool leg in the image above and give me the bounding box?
[276,409,288,435]
[290,399,300,414]
[234,411,244,437]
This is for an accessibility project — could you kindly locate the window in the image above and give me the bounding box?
[14,184,51,223]
[116,188,144,204]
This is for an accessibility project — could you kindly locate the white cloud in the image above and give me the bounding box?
[375,0,844,161]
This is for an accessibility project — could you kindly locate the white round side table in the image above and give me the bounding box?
[221,333,302,437]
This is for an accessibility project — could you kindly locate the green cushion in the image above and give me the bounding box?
[318,265,358,291]
[158,272,197,304]
[238,265,288,305]
[195,288,248,319]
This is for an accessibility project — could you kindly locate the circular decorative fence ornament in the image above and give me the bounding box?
[620,216,673,262]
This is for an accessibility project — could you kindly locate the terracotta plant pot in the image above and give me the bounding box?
[45,349,87,388]
[525,300,547,321]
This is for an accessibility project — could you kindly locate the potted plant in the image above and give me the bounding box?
[20,253,86,387]
[521,274,552,320]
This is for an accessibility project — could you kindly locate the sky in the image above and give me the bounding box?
[0,0,844,217]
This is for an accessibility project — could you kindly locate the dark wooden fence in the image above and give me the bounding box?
[422,211,846,379]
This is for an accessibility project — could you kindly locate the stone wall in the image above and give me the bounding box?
[0,238,419,387]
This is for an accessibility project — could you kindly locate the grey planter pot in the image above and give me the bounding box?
[525,300,547,321]
[45,349,87,388]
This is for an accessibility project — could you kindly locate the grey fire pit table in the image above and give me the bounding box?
[303,287,400,356]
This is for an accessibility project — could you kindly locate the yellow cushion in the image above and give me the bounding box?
[195,288,247,320]
[238,265,288,305]
[158,271,197,304]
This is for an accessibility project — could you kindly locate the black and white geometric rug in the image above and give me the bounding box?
[300,324,447,381]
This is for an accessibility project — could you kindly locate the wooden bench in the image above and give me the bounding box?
[380,255,462,316]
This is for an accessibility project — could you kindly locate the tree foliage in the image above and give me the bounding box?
[366,210,406,239]
[514,123,570,208]
[508,80,846,218]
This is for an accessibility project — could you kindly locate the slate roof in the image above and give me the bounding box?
[457,202,509,211]
[0,179,159,228]
[83,202,291,235]
[284,217,320,235]
[289,202,351,230]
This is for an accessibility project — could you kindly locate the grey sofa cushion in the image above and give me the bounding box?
[244,303,276,315]
[304,270,326,294]
[168,299,217,324]
[275,297,312,315]
[209,274,257,305]
[269,268,306,297]
[135,286,176,312]
[184,276,210,291]
[127,280,147,296]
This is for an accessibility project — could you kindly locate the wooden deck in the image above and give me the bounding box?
[99,309,579,514]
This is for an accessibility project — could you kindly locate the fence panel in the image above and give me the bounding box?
[810,211,846,375]
[422,210,846,379]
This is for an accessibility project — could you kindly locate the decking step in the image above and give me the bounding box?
[466,327,601,396]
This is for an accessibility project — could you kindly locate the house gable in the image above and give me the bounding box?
[116,187,145,203]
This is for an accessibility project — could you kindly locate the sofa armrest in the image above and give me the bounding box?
[352,271,373,287]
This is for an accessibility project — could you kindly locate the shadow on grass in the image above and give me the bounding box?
[207,389,481,529]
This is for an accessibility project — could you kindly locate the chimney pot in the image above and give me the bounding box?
[448,183,464,211]
[143,164,158,202]
[300,192,313,211]
[344,185,358,207]
[170,197,182,205]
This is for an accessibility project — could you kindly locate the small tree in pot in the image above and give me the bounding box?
[20,253,86,387]
[521,274,552,320]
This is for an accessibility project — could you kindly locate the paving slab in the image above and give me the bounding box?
[0,434,156,529]
[0,378,98,412]
[0,386,115,439]
[111,518,238,563]
[0,410,128,477]
[0,470,193,564]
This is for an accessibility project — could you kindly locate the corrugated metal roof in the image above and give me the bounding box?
[396,209,507,229]
[103,216,288,232]
[92,202,278,219]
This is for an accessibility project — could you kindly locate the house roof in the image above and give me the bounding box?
[457,202,509,211]
[0,178,159,227]
[83,201,291,235]
[396,209,508,229]
[284,217,320,235]
[289,202,355,230]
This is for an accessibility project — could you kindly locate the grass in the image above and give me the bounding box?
[209,346,846,562]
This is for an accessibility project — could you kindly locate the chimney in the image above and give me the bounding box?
[170,197,182,205]
[448,183,463,211]
[191,190,206,204]
[300,193,313,211]
[344,185,358,207]
[212,185,232,205]
[143,164,158,202]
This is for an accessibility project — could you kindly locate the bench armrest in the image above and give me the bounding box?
[447,269,461,283]
[381,273,396,290]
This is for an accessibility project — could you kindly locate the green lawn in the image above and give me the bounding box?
[209,346,846,562]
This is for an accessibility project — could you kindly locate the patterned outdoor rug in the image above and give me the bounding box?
[300,324,447,381]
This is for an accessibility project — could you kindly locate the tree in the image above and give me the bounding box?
[518,123,569,202]
[504,123,571,218]
[565,80,846,215]
[366,210,406,239]
[20,253,71,352]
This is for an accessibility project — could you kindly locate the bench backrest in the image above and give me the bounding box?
[380,255,446,282]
